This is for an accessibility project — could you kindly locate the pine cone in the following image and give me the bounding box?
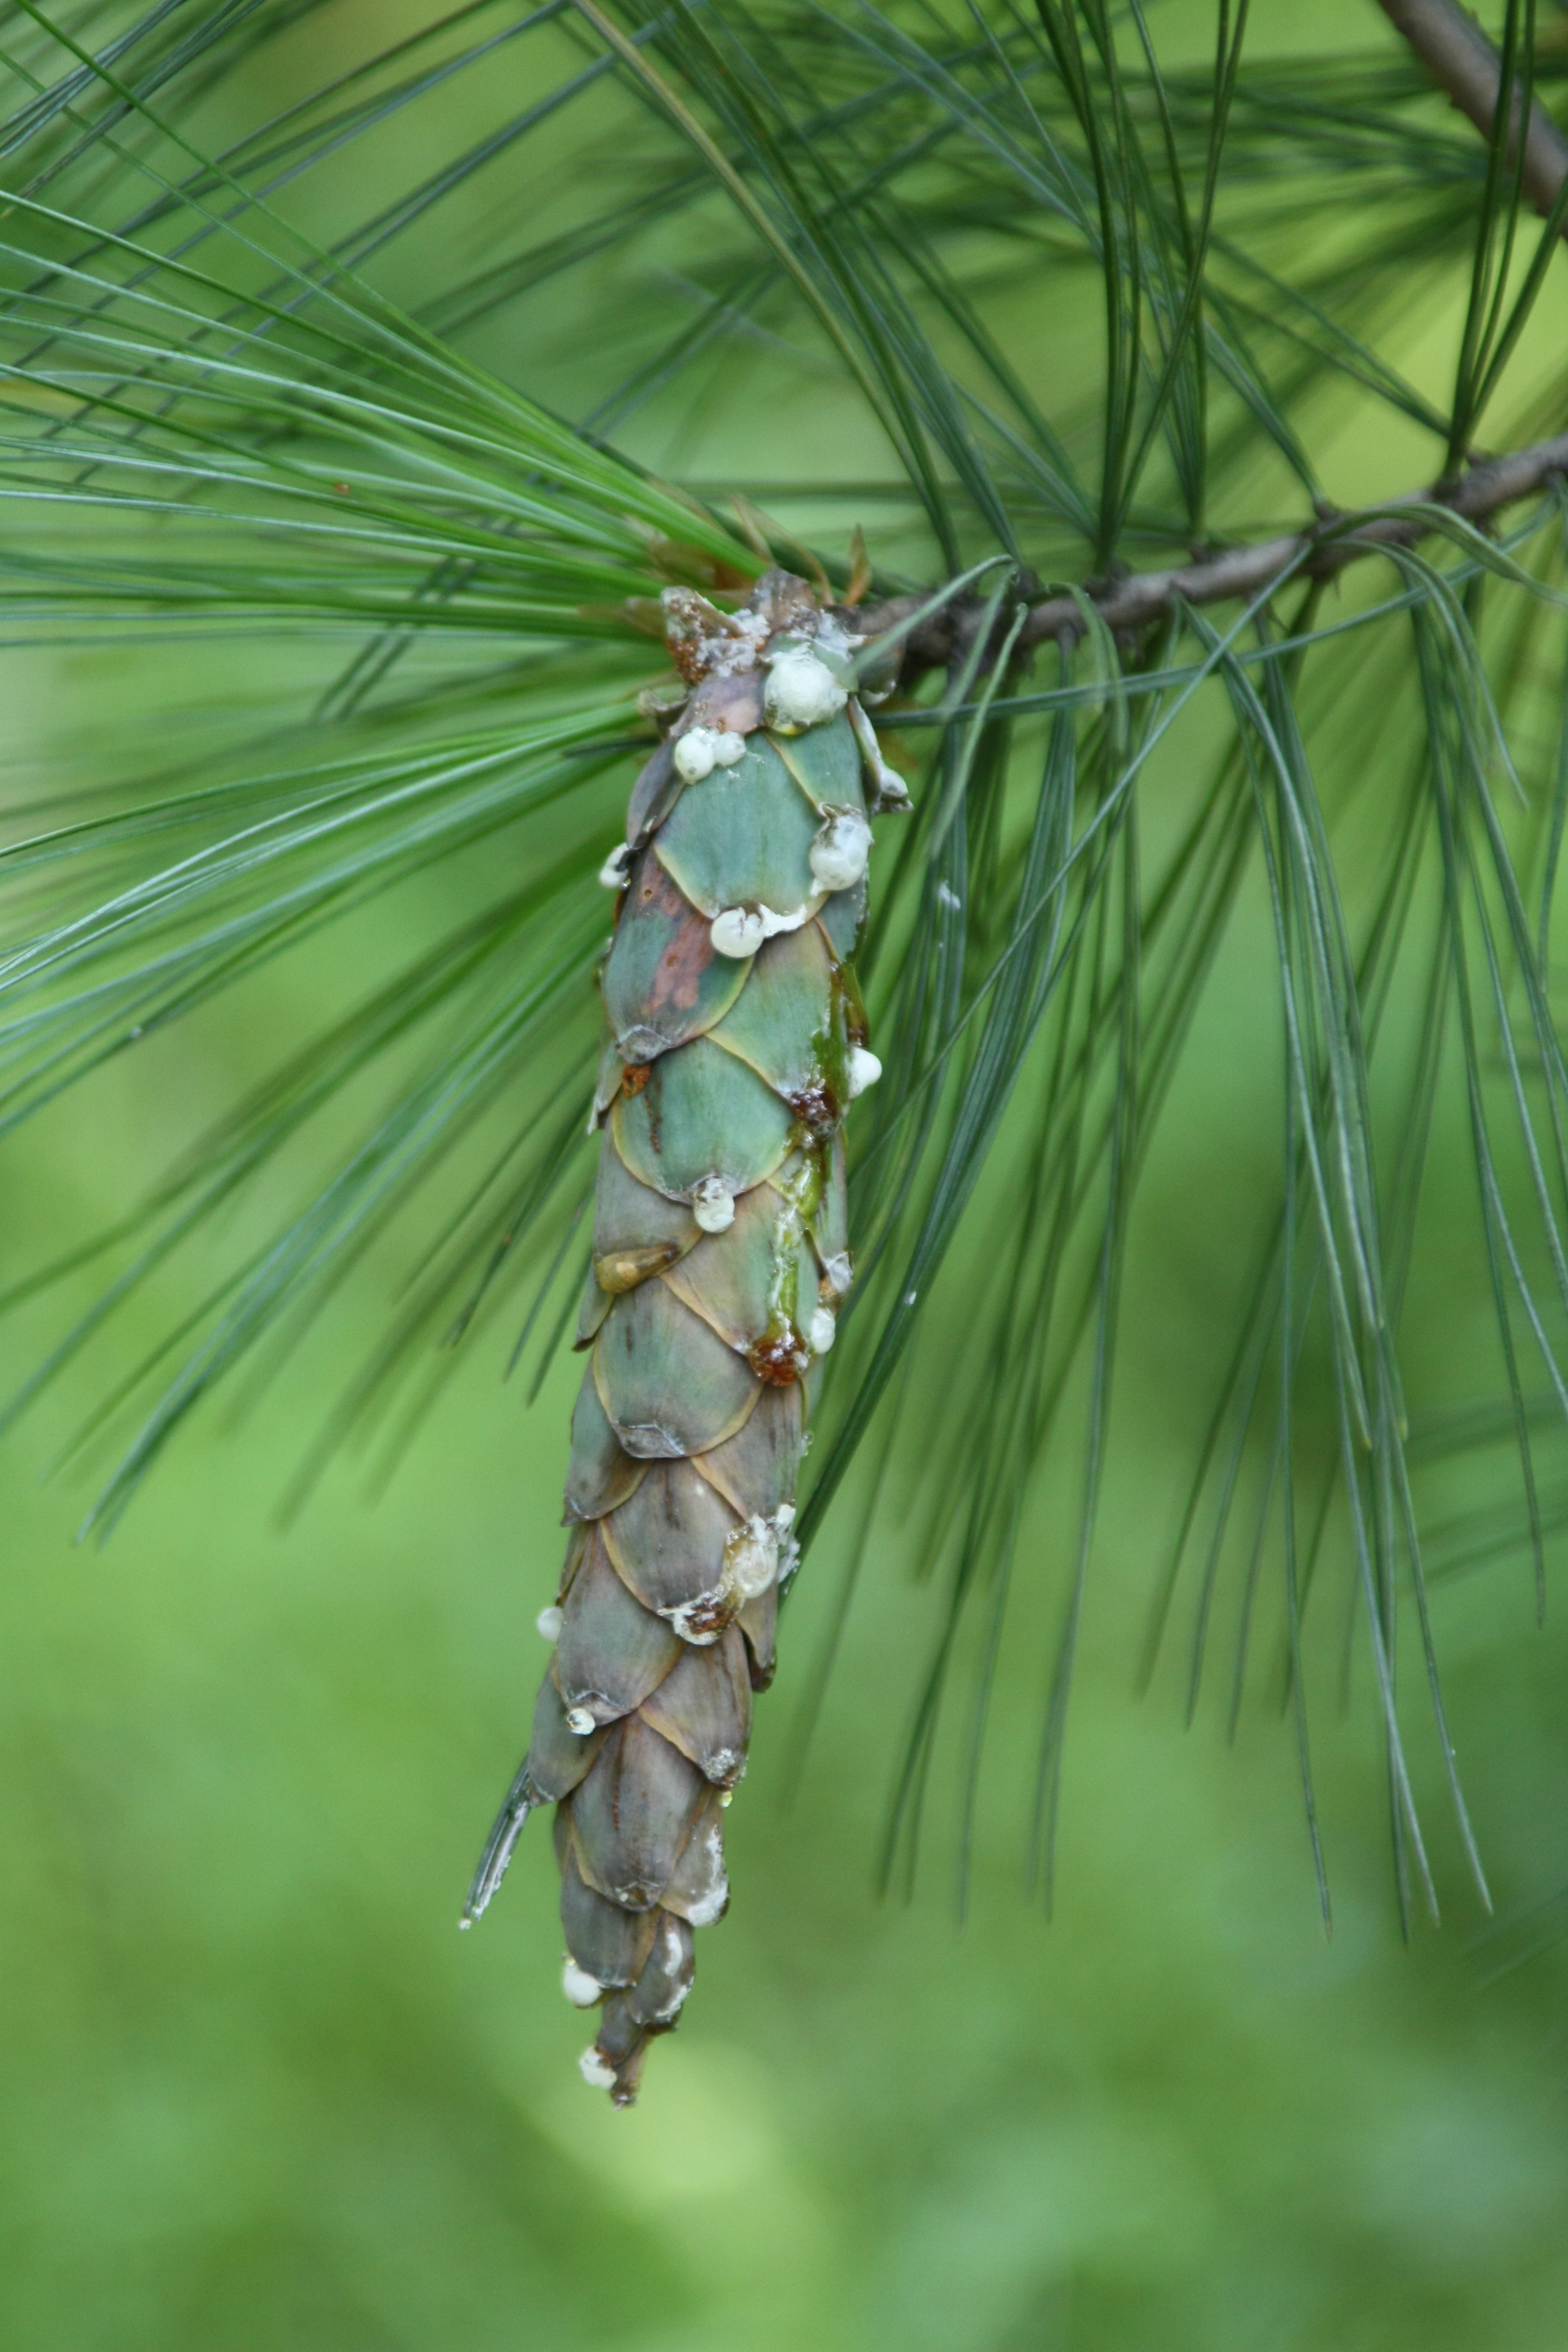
[463,570,905,2101]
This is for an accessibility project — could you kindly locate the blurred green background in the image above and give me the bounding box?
[5,2,1568,2346]
[4,1096,1568,2352]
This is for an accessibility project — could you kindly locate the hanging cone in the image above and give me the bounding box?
[462,569,907,2103]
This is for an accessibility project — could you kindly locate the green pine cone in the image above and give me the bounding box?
[464,571,907,2103]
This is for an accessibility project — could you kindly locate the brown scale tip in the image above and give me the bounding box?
[787,1080,840,1136]
[747,1329,807,1385]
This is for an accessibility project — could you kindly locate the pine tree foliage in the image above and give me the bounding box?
[3,0,1568,2040]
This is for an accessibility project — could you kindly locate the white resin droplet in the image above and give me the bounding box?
[691,1176,736,1234]
[808,1305,837,1355]
[846,1046,883,1098]
[683,1826,731,1928]
[578,2047,617,2090]
[809,810,872,892]
[758,902,810,939]
[764,646,848,731]
[723,1513,779,1601]
[673,725,747,783]
[710,906,766,957]
[565,1705,597,1736]
[598,842,632,890]
[536,1605,564,1642]
[673,728,716,783]
[562,1957,602,2008]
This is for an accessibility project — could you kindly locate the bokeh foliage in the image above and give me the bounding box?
[3,0,1568,2341]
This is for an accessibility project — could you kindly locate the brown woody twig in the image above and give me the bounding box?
[1375,0,1568,220]
[861,4,1568,673]
[1018,428,1568,646]
[860,428,1568,666]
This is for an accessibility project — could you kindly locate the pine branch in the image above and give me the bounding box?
[865,428,1568,666]
[858,0,1568,673]
[1375,0,1568,221]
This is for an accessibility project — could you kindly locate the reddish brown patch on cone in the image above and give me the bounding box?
[644,861,720,1020]
[747,1330,805,1385]
[667,1591,731,1641]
